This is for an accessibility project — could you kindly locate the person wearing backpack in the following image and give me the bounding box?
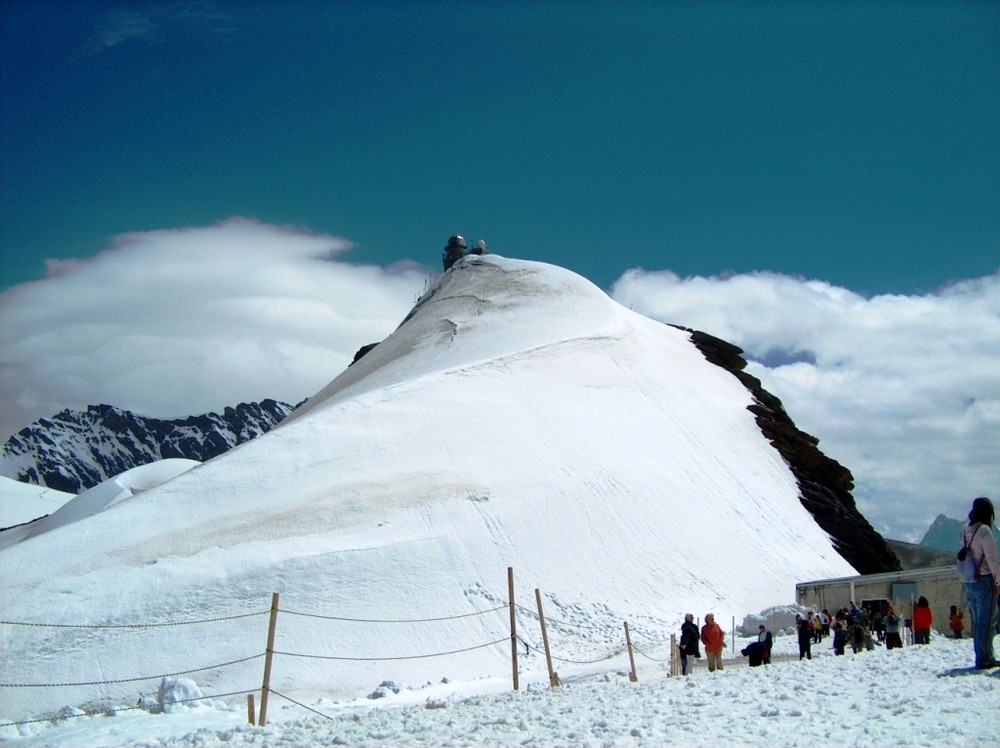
[959,497,1000,669]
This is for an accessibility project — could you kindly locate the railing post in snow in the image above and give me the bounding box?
[258,592,280,726]
[623,621,638,682]
[535,588,559,687]
[508,567,519,691]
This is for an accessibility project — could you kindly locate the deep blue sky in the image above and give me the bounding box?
[2,0,998,294]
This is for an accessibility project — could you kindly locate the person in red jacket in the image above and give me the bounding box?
[700,613,726,672]
[913,596,933,644]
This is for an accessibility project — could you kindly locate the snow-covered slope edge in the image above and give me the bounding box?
[0,255,858,722]
[0,459,200,550]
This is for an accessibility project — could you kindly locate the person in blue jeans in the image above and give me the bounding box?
[960,497,1000,670]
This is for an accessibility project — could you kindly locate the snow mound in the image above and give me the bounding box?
[0,459,199,550]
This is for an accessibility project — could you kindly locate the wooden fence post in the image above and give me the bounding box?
[247,693,256,725]
[535,588,559,687]
[258,592,280,726]
[508,567,519,692]
[623,621,638,682]
[670,633,678,676]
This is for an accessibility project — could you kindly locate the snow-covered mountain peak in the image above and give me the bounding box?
[1,255,869,722]
[289,254,626,421]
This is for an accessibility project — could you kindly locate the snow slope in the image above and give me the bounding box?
[0,477,72,528]
[0,255,857,724]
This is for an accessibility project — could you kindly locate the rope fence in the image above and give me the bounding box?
[273,638,510,663]
[0,654,266,688]
[279,604,507,624]
[0,567,687,729]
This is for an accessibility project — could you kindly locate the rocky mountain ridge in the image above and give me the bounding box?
[675,327,900,574]
[0,400,295,493]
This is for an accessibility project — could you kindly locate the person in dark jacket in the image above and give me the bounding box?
[796,614,812,660]
[679,613,700,675]
[741,641,766,667]
[833,621,848,655]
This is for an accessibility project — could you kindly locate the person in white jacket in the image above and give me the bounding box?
[960,497,1000,669]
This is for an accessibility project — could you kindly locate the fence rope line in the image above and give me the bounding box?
[0,689,255,730]
[550,646,627,666]
[0,611,270,629]
[278,603,507,624]
[0,653,265,688]
[273,636,510,662]
[632,645,668,663]
[268,689,337,722]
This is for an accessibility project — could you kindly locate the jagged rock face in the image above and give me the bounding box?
[0,400,295,493]
[679,327,902,575]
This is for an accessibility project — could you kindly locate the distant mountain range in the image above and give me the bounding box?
[920,512,999,556]
[0,400,296,493]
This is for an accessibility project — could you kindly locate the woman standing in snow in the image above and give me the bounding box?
[679,614,700,675]
[912,597,933,644]
[700,613,726,672]
[960,497,1000,669]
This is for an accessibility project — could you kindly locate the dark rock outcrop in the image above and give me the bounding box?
[678,326,901,575]
[1,400,296,494]
[351,343,379,365]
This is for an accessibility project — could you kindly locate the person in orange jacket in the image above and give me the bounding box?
[949,606,965,639]
[700,612,726,672]
[912,596,933,644]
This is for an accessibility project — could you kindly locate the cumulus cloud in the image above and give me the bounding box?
[3,225,996,543]
[610,269,1000,542]
[0,218,431,443]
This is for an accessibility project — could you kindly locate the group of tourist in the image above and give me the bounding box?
[678,612,775,674]
[675,496,999,674]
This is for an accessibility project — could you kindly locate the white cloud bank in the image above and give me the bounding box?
[1,219,997,542]
[0,218,430,443]
[610,269,1000,542]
